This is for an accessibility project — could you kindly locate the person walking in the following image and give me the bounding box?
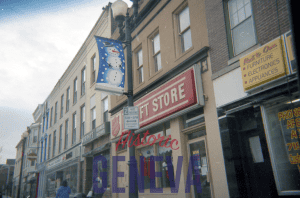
[55,181,71,198]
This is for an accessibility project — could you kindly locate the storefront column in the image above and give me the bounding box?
[203,56,229,198]
[111,142,117,198]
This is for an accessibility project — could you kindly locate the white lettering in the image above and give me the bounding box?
[164,92,170,106]
[157,95,164,109]
[144,103,149,116]
[178,83,185,100]
[152,98,158,112]
[140,106,144,119]
[171,88,178,103]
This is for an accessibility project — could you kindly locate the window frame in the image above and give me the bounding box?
[136,48,144,84]
[224,0,257,58]
[91,55,97,85]
[72,112,77,145]
[91,107,96,130]
[59,124,63,153]
[54,102,58,123]
[81,67,86,96]
[177,6,192,53]
[48,134,51,160]
[65,119,69,150]
[152,33,162,73]
[53,130,56,157]
[74,77,77,104]
[60,94,64,118]
[80,104,85,139]
[102,97,108,123]
[66,87,70,113]
[50,107,53,127]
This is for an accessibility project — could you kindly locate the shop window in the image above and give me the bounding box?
[184,107,204,128]
[262,100,300,194]
[80,105,85,139]
[137,121,171,189]
[91,107,96,130]
[66,87,70,113]
[91,55,96,84]
[81,67,86,96]
[73,77,77,104]
[225,0,256,57]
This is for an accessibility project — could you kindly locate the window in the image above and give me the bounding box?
[40,141,43,163]
[53,131,56,157]
[43,116,45,133]
[61,94,64,118]
[178,6,192,52]
[137,49,144,84]
[81,67,86,95]
[65,119,69,149]
[72,112,76,145]
[227,0,256,56]
[50,107,53,127]
[66,87,70,112]
[137,121,171,189]
[91,55,96,84]
[80,105,85,139]
[48,134,51,159]
[91,108,96,130]
[103,97,108,123]
[33,130,37,143]
[54,102,58,123]
[74,78,77,104]
[59,125,63,153]
[152,34,162,72]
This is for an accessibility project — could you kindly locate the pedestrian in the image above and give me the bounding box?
[55,180,71,198]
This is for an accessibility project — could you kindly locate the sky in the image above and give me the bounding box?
[0,0,132,164]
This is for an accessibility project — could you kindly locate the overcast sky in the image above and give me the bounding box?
[0,0,132,164]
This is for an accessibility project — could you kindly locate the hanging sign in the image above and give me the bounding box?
[123,106,139,129]
[240,37,286,91]
[94,36,125,95]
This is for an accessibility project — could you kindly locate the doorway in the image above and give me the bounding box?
[187,137,212,198]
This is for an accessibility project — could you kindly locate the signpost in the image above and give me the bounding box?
[123,107,139,129]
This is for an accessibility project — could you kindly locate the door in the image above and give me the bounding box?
[239,129,278,198]
[188,137,212,198]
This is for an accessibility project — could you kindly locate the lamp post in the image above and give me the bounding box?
[111,1,139,198]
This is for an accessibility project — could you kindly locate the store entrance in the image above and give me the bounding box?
[239,128,278,198]
[188,137,212,198]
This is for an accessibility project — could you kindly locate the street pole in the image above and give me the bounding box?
[124,11,139,198]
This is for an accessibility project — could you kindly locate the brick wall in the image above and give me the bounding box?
[206,0,291,75]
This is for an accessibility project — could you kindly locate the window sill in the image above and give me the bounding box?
[149,67,164,81]
[134,81,145,90]
[228,44,261,66]
[80,93,85,99]
[175,46,194,63]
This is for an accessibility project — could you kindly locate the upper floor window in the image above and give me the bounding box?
[137,49,144,84]
[59,124,63,153]
[103,97,108,123]
[152,34,162,72]
[91,107,96,130]
[54,102,58,123]
[81,67,86,96]
[50,107,53,127]
[227,0,256,56]
[178,6,192,52]
[66,87,70,112]
[74,78,77,104]
[72,112,76,145]
[61,94,64,118]
[53,131,56,157]
[65,119,69,149]
[33,129,37,143]
[48,134,51,160]
[80,105,85,139]
[91,55,96,84]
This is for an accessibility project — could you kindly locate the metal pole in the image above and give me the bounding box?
[125,11,138,198]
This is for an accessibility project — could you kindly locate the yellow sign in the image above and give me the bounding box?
[240,38,287,91]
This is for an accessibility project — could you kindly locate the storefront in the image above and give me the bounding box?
[216,31,300,198]
[110,61,227,198]
[44,144,81,198]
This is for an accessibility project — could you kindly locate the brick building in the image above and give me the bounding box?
[208,0,299,197]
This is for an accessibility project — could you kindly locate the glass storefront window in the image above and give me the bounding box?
[138,146,154,189]
[262,100,300,195]
[46,173,56,197]
[157,141,173,188]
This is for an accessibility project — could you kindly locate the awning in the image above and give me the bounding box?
[82,143,111,157]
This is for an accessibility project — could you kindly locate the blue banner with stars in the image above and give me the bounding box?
[95,36,125,95]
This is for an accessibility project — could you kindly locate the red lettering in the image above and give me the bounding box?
[170,139,179,150]
[147,135,157,146]
[116,131,131,151]
[141,131,150,146]
[133,134,141,146]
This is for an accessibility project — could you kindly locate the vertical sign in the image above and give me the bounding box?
[94,36,125,95]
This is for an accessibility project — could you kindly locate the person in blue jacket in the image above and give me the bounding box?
[56,180,71,198]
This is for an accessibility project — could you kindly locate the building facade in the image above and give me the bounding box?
[0,159,15,197]
[109,0,229,198]
[207,0,299,197]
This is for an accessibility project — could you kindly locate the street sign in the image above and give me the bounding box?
[123,107,139,129]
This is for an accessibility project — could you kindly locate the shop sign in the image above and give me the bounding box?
[284,31,296,74]
[123,107,139,129]
[240,37,286,91]
[111,66,202,138]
